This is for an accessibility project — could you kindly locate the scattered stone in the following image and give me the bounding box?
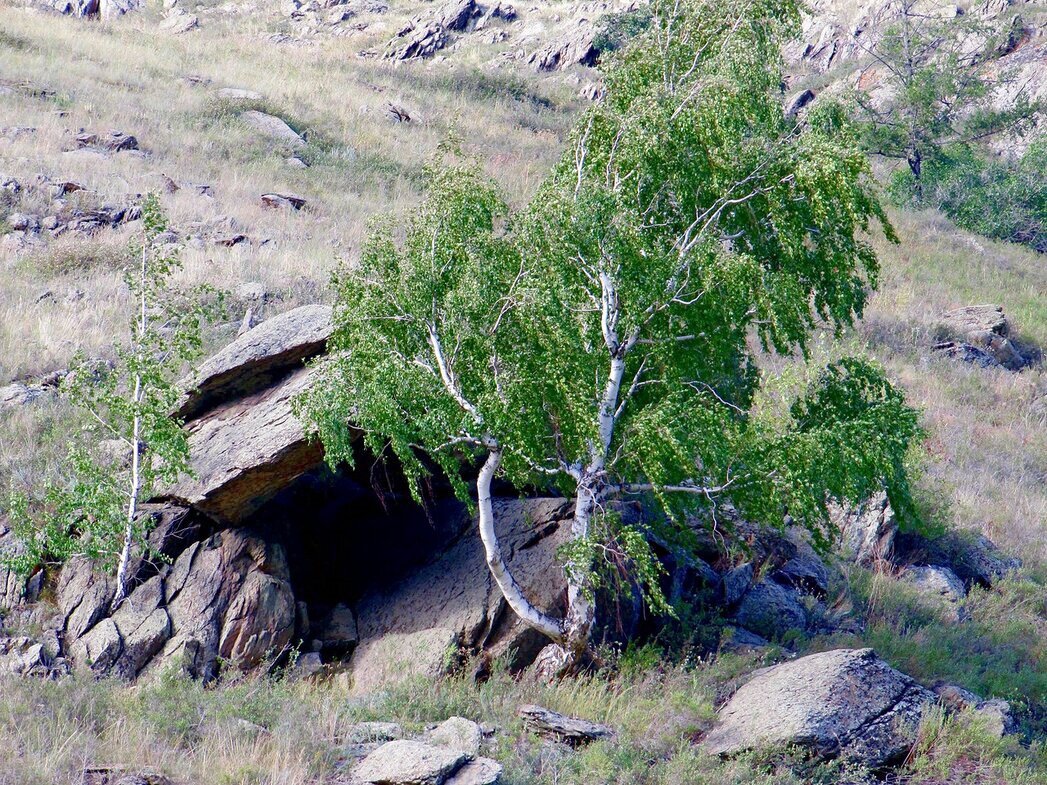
[212,233,248,247]
[934,304,1027,371]
[286,156,309,169]
[429,717,482,756]
[345,722,405,745]
[387,104,411,123]
[518,704,614,746]
[217,87,264,101]
[159,9,199,33]
[703,648,935,769]
[241,110,305,149]
[354,740,470,785]
[0,382,45,411]
[445,758,501,785]
[75,130,139,152]
[261,192,307,210]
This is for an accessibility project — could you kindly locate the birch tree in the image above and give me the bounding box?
[5,195,214,606]
[853,0,1040,199]
[299,0,922,668]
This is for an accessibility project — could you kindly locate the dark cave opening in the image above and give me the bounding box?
[242,444,470,655]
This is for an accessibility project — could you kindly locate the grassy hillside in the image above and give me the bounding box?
[0,3,1045,784]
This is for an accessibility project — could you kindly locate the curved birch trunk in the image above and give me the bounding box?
[476,449,565,643]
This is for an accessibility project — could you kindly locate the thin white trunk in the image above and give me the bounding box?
[114,243,148,605]
[476,450,565,643]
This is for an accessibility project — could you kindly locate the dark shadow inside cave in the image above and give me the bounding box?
[240,442,471,656]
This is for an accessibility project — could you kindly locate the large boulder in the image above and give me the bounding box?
[354,740,471,785]
[933,304,1027,371]
[164,306,337,524]
[732,579,807,640]
[165,365,327,523]
[158,528,295,679]
[348,498,571,694]
[703,648,935,769]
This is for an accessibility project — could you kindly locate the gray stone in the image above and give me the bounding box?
[345,722,405,745]
[58,556,115,640]
[720,563,754,606]
[174,304,333,420]
[733,580,806,640]
[354,740,470,785]
[719,626,772,654]
[935,305,1027,370]
[445,758,501,785]
[703,648,935,769]
[242,110,305,148]
[903,565,966,620]
[831,491,896,567]
[348,499,571,694]
[216,88,263,101]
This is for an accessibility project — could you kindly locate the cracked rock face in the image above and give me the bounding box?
[348,498,571,695]
[703,648,935,769]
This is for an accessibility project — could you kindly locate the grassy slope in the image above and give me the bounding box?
[0,5,1046,785]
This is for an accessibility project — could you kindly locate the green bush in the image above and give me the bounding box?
[889,141,1047,253]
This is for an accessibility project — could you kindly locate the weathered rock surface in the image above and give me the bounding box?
[732,579,807,640]
[934,305,1028,371]
[242,110,305,148]
[174,304,333,421]
[703,648,935,768]
[518,704,614,745]
[348,498,571,694]
[528,22,599,71]
[158,528,295,679]
[354,740,470,785]
[831,490,896,567]
[903,564,967,620]
[428,717,482,756]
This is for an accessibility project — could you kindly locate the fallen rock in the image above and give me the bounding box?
[242,110,305,149]
[703,648,934,769]
[354,740,470,785]
[518,705,613,746]
[158,9,199,33]
[216,87,263,101]
[0,382,46,411]
[785,88,816,117]
[100,0,142,20]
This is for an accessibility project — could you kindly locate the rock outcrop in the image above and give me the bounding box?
[348,498,571,694]
[703,648,935,769]
[933,304,1029,371]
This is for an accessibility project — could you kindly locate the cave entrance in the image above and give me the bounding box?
[242,444,469,657]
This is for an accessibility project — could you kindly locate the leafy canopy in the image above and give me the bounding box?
[299,0,922,583]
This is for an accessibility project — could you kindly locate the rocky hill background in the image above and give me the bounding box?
[0,0,1045,782]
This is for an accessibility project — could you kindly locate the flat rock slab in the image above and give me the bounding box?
[518,704,614,746]
[702,648,934,769]
[354,740,470,785]
[166,365,326,523]
[174,303,333,420]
